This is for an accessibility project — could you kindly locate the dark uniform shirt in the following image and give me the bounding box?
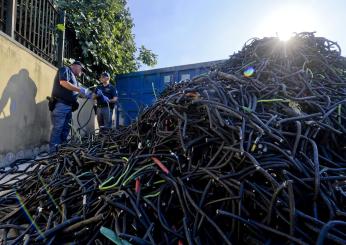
[96,84,117,108]
[52,67,78,104]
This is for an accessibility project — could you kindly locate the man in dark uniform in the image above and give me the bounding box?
[94,72,118,129]
[49,61,91,153]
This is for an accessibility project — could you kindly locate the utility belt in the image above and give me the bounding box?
[47,97,79,112]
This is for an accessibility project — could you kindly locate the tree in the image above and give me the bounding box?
[56,0,157,84]
[138,45,158,67]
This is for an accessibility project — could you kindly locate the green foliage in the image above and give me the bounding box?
[56,23,66,31]
[138,45,158,67]
[56,0,157,84]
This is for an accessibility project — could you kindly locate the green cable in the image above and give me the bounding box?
[99,176,116,191]
[114,163,132,186]
[144,191,161,199]
[306,68,314,78]
[77,172,93,178]
[100,226,132,245]
[122,164,154,186]
[99,160,131,191]
[257,99,290,103]
[153,180,166,185]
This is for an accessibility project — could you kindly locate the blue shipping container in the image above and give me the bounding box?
[115,60,225,126]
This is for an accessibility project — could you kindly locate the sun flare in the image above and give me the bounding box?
[258,5,316,41]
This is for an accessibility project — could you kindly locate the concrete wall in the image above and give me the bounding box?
[0,32,97,167]
[0,32,57,166]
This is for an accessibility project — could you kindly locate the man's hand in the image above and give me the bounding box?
[79,88,93,99]
[102,95,110,103]
[79,87,88,95]
[96,90,104,97]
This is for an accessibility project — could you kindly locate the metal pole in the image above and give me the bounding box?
[5,0,16,38]
[57,10,65,67]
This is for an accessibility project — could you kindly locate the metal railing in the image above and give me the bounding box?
[0,0,6,32]
[0,0,61,64]
[14,0,58,63]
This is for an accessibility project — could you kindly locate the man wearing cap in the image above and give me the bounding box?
[49,61,91,153]
[94,72,118,129]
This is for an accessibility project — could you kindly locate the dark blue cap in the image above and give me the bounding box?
[72,60,84,69]
[101,72,110,78]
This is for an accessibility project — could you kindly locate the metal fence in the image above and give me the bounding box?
[15,0,58,63]
[0,0,6,32]
[0,0,60,64]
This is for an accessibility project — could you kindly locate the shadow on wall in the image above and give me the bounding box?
[0,69,50,154]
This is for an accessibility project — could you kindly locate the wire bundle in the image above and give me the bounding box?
[1,32,346,244]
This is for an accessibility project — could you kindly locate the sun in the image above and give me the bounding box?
[258,5,316,41]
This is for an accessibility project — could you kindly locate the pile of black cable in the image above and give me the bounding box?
[1,32,346,245]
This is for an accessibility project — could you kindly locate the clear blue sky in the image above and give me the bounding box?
[128,0,346,70]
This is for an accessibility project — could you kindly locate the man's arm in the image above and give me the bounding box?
[110,96,118,103]
[59,80,83,93]
[58,67,84,93]
[110,87,118,103]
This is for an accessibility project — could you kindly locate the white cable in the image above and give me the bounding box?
[107,101,111,128]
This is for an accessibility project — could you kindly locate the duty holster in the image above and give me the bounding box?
[47,96,57,111]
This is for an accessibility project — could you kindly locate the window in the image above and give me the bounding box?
[164,75,171,84]
[181,74,190,80]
